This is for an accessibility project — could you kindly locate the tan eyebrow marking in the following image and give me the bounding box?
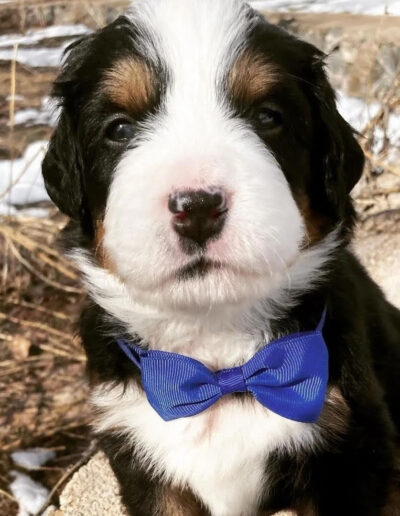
[102,57,157,114]
[156,486,206,516]
[229,50,279,105]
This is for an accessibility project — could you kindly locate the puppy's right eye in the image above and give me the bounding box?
[106,119,136,143]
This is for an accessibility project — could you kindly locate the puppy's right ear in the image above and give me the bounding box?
[42,34,95,221]
[42,110,84,220]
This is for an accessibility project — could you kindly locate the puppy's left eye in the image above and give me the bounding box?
[106,119,136,143]
[254,107,282,131]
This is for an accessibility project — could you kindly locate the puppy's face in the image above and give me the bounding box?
[43,0,364,310]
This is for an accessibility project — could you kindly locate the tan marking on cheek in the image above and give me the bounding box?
[94,220,118,274]
[296,501,317,516]
[156,486,207,516]
[229,51,279,105]
[382,486,400,516]
[102,57,157,113]
[296,194,329,246]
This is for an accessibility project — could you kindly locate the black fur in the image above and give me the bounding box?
[82,252,400,515]
[42,10,400,516]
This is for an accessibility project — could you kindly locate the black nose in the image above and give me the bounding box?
[169,189,228,247]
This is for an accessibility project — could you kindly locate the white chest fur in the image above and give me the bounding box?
[92,329,319,516]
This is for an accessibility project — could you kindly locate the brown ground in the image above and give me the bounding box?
[0,212,89,516]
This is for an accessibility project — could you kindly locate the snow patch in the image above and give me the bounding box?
[0,44,69,68]
[338,93,400,163]
[337,94,381,129]
[7,94,25,102]
[11,448,56,471]
[0,24,92,67]
[0,141,49,213]
[12,97,60,127]
[0,24,91,48]
[251,0,400,15]
[10,471,49,516]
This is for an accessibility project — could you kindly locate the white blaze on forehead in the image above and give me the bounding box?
[123,0,261,192]
[128,0,254,112]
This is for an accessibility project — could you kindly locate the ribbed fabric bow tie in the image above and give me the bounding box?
[117,309,329,423]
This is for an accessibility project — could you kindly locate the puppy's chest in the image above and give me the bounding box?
[134,397,316,516]
[94,331,318,516]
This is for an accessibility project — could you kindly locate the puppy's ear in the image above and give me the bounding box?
[42,110,84,219]
[306,52,365,220]
[42,34,95,221]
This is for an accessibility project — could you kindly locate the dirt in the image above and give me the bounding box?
[263,11,400,39]
[355,230,400,308]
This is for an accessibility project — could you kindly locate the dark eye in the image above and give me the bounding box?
[254,107,282,131]
[105,119,136,143]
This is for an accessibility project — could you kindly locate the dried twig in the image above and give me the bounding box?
[6,299,74,321]
[0,487,17,504]
[36,252,79,281]
[0,223,71,264]
[35,440,99,516]
[39,343,85,361]
[0,332,13,342]
[362,84,400,137]
[0,312,75,342]
[363,149,400,178]
[5,238,84,294]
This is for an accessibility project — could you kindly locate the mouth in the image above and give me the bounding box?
[178,258,222,280]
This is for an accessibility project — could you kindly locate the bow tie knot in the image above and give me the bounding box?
[216,367,247,396]
[117,308,329,423]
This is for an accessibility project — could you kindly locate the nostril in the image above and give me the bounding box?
[174,211,187,221]
[209,207,227,219]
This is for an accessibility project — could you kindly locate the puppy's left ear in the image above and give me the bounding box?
[306,52,365,220]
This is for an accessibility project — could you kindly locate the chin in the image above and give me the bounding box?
[132,265,273,310]
[42,1,400,515]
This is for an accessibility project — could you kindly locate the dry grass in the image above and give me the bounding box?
[351,18,400,228]
[0,212,90,515]
[0,0,129,32]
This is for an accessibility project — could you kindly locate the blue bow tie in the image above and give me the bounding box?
[117,308,329,423]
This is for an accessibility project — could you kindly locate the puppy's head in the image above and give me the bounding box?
[43,0,364,310]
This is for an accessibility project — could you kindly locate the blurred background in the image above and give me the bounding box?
[0,1,399,514]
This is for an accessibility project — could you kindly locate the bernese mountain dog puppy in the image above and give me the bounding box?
[42,1,400,514]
